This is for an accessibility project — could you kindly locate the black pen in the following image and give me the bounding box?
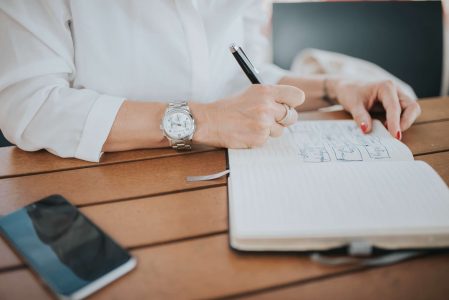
[229,43,263,84]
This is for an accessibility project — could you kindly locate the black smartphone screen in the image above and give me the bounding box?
[0,195,132,297]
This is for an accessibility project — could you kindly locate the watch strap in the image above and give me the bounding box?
[168,101,190,111]
[164,101,194,151]
[170,141,192,151]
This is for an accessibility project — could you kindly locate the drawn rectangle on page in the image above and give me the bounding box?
[227,120,449,252]
[229,120,413,166]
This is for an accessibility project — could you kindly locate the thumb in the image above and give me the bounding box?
[350,104,372,133]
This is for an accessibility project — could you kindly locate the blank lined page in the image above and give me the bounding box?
[229,161,449,239]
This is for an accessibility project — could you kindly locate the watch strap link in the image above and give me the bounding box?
[171,141,192,151]
[168,101,190,110]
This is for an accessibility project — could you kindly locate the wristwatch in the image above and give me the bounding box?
[160,101,196,150]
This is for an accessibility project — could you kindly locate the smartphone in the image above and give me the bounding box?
[0,195,136,300]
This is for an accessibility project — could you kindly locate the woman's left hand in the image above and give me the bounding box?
[334,79,421,140]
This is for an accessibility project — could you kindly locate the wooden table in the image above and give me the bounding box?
[0,97,448,300]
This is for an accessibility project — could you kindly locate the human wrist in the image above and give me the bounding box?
[322,78,340,104]
[189,101,218,145]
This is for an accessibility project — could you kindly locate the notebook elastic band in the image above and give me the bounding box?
[348,241,373,256]
[310,251,423,267]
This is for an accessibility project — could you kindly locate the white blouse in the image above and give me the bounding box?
[0,0,287,162]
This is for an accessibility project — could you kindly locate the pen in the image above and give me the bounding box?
[229,43,263,84]
[229,43,297,130]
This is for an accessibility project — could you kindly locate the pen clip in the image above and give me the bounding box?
[229,43,263,84]
[238,47,259,74]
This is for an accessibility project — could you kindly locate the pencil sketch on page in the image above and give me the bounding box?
[290,121,392,163]
[228,120,414,165]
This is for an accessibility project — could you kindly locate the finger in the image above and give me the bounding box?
[397,86,417,102]
[400,101,421,132]
[377,81,402,139]
[396,87,421,132]
[272,85,306,108]
[349,104,372,134]
[269,123,285,137]
[396,84,417,101]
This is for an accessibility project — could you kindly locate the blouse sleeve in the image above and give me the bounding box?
[242,0,291,85]
[0,0,125,162]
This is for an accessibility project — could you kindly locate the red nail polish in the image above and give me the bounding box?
[360,122,367,133]
[396,131,402,140]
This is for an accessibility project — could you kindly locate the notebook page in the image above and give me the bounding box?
[228,120,413,166]
[229,161,449,241]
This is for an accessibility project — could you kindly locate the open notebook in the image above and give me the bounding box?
[228,120,449,252]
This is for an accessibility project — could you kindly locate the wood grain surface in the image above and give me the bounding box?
[0,234,359,300]
[0,144,217,179]
[0,98,446,180]
[0,97,448,300]
[0,150,227,214]
[237,254,449,300]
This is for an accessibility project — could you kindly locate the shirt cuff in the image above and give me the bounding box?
[75,94,125,162]
[259,63,290,85]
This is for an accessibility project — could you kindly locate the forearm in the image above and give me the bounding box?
[102,100,219,153]
[278,75,340,111]
[102,100,169,152]
[102,83,308,153]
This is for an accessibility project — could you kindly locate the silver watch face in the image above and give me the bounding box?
[162,109,195,140]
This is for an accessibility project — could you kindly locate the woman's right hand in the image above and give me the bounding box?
[190,85,305,148]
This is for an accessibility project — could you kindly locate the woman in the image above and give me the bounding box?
[0,0,421,162]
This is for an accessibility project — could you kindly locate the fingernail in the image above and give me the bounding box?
[360,122,367,133]
[396,131,402,140]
